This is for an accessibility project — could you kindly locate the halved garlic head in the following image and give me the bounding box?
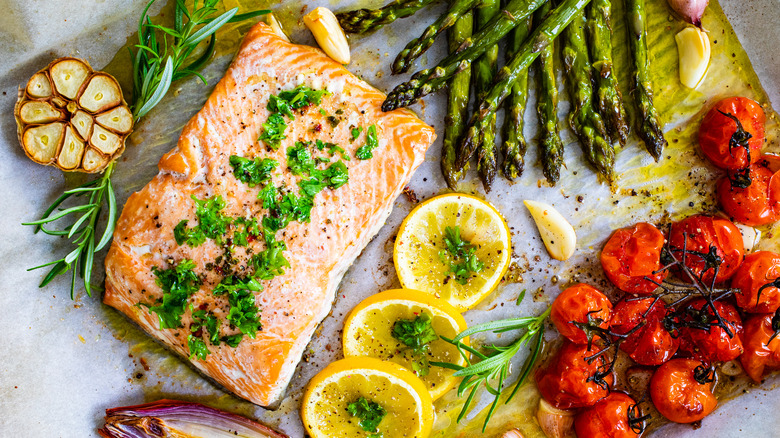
[267,12,291,43]
[675,26,710,89]
[524,200,577,261]
[304,7,351,64]
[14,57,133,173]
[536,398,575,438]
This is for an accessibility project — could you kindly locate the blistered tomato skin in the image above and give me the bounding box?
[550,284,613,345]
[601,223,667,295]
[739,314,780,382]
[677,299,744,362]
[667,215,745,284]
[732,251,780,313]
[535,341,613,409]
[718,162,780,226]
[650,358,718,424]
[699,96,766,170]
[610,297,679,366]
[574,392,641,438]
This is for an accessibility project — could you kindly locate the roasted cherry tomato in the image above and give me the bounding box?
[610,297,679,366]
[717,160,780,226]
[551,284,613,345]
[667,215,744,284]
[677,299,743,362]
[650,358,718,423]
[732,251,780,313]
[601,223,668,295]
[739,313,780,382]
[535,341,614,409]
[574,392,643,438]
[699,96,766,170]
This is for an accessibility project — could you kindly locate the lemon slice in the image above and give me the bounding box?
[394,193,511,311]
[342,289,468,400]
[302,357,434,438]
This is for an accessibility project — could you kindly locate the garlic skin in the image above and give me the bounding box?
[675,26,711,89]
[667,0,709,27]
[536,398,575,438]
[303,7,351,65]
[524,200,577,261]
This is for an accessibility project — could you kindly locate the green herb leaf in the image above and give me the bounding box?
[346,397,387,433]
[355,125,379,160]
[392,312,438,376]
[259,113,287,150]
[438,226,484,285]
[148,259,201,329]
[229,155,278,187]
[351,126,363,141]
[226,288,263,338]
[187,334,210,360]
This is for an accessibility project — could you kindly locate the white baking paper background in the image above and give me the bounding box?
[1,0,779,437]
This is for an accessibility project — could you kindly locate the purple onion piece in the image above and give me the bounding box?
[98,399,288,438]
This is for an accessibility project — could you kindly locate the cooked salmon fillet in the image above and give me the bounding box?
[103,22,435,407]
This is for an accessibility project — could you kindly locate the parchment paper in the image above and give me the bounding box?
[1,0,779,437]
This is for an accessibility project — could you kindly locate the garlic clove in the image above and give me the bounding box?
[524,200,577,261]
[90,124,122,155]
[49,58,90,99]
[676,26,710,89]
[536,398,575,438]
[26,72,52,98]
[19,101,64,124]
[23,123,65,164]
[82,148,108,173]
[501,429,524,438]
[79,73,122,113]
[267,12,290,43]
[734,222,760,253]
[304,7,351,65]
[95,105,133,134]
[57,125,86,170]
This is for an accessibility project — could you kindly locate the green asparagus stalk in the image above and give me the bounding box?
[392,0,479,74]
[587,0,628,145]
[560,11,615,181]
[441,10,474,188]
[625,0,667,160]
[383,0,547,108]
[473,0,500,191]
[501,14,532,180]
[337,0,438,34]
[534,2,564,184]
[453,0,592,170]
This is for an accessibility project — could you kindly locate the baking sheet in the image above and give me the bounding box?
[1,0,779,436]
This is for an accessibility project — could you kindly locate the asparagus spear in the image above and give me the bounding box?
[383,0,547,108]
[625,0,667,160]
[534,2,565,184]
[502,14,532,180]
[560,11,615,181]
[337,0,438,34]
[587,0,628,145]
[441,10,474,188]
[473,0,500,191]
[453,0,592,170]
[392,0,479,74]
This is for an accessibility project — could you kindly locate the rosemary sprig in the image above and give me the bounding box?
[23,0,268,298]
[432,305,551,432]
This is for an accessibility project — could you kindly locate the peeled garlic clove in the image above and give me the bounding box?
[304,7,351,64]
[267,12,290,43]
[720,360,744,376]
[735,222,760,253]
[676,26,710,89]
[536,398,575,438]
[524,200,577,261]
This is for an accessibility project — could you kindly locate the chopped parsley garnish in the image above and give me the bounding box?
[174,195,232,247]
[316,139,350,161]
[173,220,206,247]
[347,397,387,434]
[229,156,278,187]
[327,115,340,128]
[148,259,201,329]
[392,313,438,376]
[251,233,290,280]
[350,126,363,141]
[232,217,261,247]
[355,125,379,160]
[191,309,220,345]
[287,141,316,175]
[258,113,287,150]
[319,108,327,116]
[438,226,484,285]
[187,334,210,360]
[226,289,263,338]
[213,275,263,296]
[298,161,349,196]
[275,85,330,115]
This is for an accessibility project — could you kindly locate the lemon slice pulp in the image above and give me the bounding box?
[394,193,511,311]
[342,289,468,400]
[302,357,434,438]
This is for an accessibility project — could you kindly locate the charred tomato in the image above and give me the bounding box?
[717,160,780,226]
[650,358,718,424]
[677,299,743,362]
[535,341,614,409]
[610,297,679,366]
[732,251,780,313]
[574,392,644,438]
[601,223,667,295]
[551,283,613,345]
[699,96,765,170]
[739,313,780,382]
[667,215,744,284]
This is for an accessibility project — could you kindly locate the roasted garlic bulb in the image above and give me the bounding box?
[14,57,133,173]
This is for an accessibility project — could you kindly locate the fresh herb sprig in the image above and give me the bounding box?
[438,226,484,285]
[23,0,268,299]
[347,397,387,434]
[432,305,550,432]
[392,313,438,376]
